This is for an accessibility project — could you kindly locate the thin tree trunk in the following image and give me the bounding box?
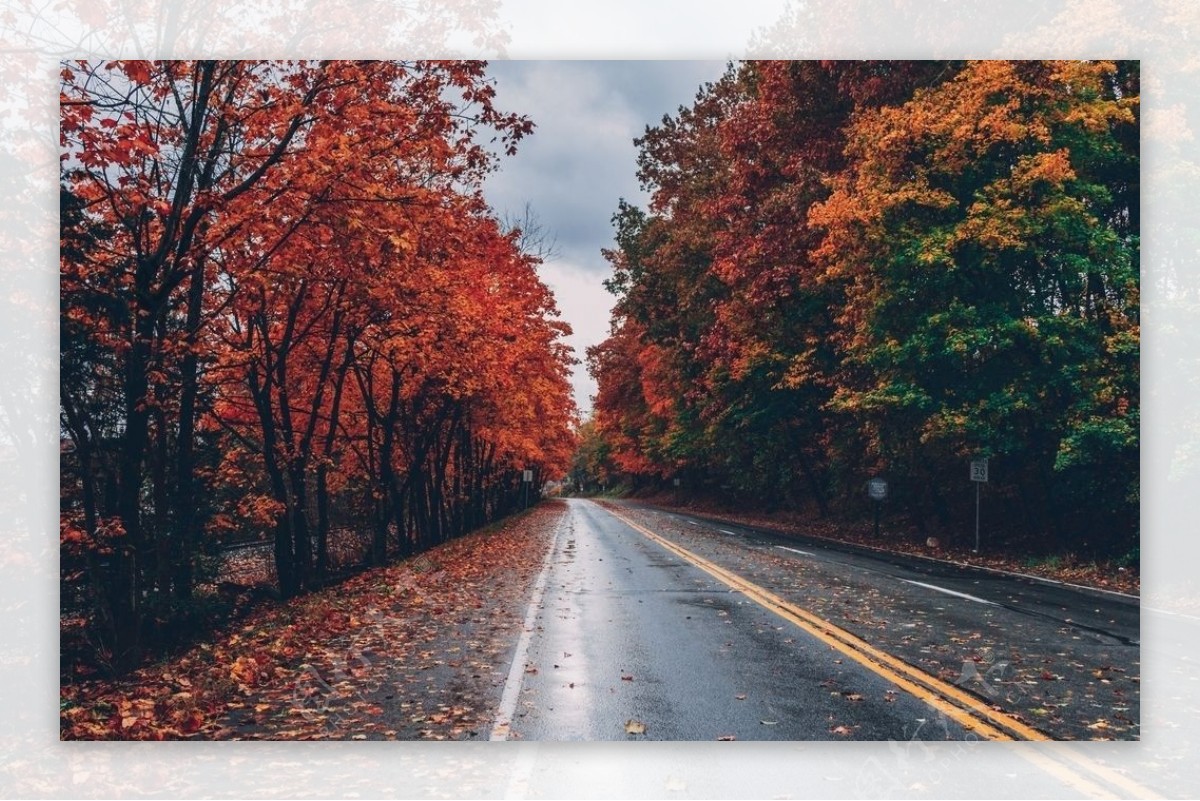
[248,361,297,598]
[170,248,209,604]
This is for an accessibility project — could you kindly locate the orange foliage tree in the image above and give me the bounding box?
[60,59,574,672]
[589,60,1138,556]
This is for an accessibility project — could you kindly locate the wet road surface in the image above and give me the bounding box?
[614,499,1141,742]
[495,499,980,741]
[482,499,1167,795]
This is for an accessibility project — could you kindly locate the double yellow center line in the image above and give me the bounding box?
[599,503,1158,799]
[602,504,1040,741]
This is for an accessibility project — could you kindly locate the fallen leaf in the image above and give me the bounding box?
[624,719,647,735]
[716,734,736,741]
[180,709,204,734]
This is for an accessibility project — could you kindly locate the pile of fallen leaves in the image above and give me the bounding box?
[632,495,1139,596]
[60,503,563,740]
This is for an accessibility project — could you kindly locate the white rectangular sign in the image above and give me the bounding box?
[970,459,989,483]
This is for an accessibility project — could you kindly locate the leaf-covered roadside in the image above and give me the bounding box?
[60,502,563,740]
[626,496,1138,596]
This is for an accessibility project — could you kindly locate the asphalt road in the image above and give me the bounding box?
[496,498,987,742]
[615,499,1141,743]
[490,496,1141,747]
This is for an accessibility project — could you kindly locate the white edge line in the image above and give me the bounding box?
[719,529,738,536]
[901,578,998,606]
[947,560,1141,601]
[489,516,561,741]
[776,545,814,557]
[647,507,1140,602]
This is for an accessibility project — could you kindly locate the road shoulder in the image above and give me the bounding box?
[60,502,567,741]
[613,496,1140,597]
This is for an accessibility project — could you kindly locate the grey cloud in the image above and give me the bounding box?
[483,60,724,272]
[477,60,727,414]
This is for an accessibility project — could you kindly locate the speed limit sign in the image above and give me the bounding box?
[970,459,988,483]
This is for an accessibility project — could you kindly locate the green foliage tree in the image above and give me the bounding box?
[588,60,1138,558]
[812,60,1139,548]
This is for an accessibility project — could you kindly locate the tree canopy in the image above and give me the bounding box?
[587,60,1138,557]
[60,60,577,672]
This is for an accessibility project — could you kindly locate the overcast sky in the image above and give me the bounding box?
[480,60,728,417]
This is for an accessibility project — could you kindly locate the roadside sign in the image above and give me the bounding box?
[867,477,888,501]
[866,477,887,537]
[970,459,988,483]
[523,469,533,483]
[970,458,988,552]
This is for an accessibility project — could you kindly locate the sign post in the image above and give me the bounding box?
[970,458,988,552]
[866,477,887,537]
[522,468,533,508]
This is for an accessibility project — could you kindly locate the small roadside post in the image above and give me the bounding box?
[523,468,533,508]
[970,458,988,552]
[867,477,887,537]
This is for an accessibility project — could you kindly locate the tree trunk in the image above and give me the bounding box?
[169,248,209,605]
[249,363,297,598]
[111,310,156,671]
